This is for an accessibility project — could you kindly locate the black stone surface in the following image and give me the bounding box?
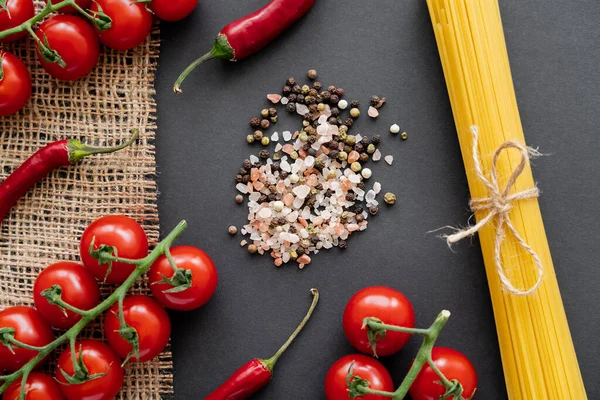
[154,1,600,398]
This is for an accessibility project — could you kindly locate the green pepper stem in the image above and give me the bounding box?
[68,129,139,164]
[263,288,319,372]
[0,220,188,397]
[172,50,218,94]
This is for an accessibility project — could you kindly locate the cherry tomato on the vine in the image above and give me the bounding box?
[325,354,394,400]
[90,0,152,51]
[343,286,415,357]
[149,245,218,311]
[104,295,171,362]
[409,347,478,400]
[0,307,54,372]
[33,261,100,329]
[80,215,149,284]
[55,340,124,400]
[2,372,65,400]
[0,0,35,42]
[0,52,31,116]
[35,15,100,81]
[47,0,93,14]
[150,0,197,22]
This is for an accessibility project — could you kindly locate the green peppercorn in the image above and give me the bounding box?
[343,144,353,153]
[261,137,270,146]
[246,134,255,144]
[401,132,408,140]
[259,149,269,159]
[253,130,263,141]
[268,107,277,117]
[290,151,299,160]
[351,162,362,172]
[384,192,397,205]
[367,144,376,154]
[303,120,310,127]
[308,104,318,113]
[328,170,337,179]
[345,135,356,145]
[307,69,317,80]
[272,151,282,161]
[339,125,348,135]
[270,116,278,124]
[313,81,322,90]
[301,85,310,95]
[290,250,298,260]
[350,108,360,118]
[317,103,326,112]
[260,119,270,129]
[299,132,309,142]
[261,108,269,118]
[338,151,348,161]
[305,96,316,105]
[338,131,348,141]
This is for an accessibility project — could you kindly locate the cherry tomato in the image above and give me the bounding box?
[409,347,478,400]
[149,246,218,311]
[55,340,124,400]
[35,15,100,81]
[33,261,100,329]
[0,307,54,372]
[0,52,31,116]
[90,0,152,50]
[343,286,415,357]
[325,354,394,400]
[80,215,148,284]
[2,372,65,400]
[149,0,197,22]
[104,295,170,362]
[0,0,35,42]
[47,0,93,14]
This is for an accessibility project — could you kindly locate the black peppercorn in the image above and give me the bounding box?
[315,95,323,103]
[313,81,322,90]
[297,94,305,104]
[325,189,334,197]
[259,149,269,159]
[370,95,380,106]
[304,113,311,121]
[235,174,243,183]
[287,103,296,113]
[292,84,301,94]
[308,136,317,144]
[296,247,305,256]
[259,194,268,203]
[289,225,297,233]
[311,120,318,128]
[361,136,370,145]
[250,117,261,128]
[268,193,278,202]
[346,192,356,201]
[357,182,366,190]
[242,175,249,184]
[372,134,381,144]
[369,206,379,215]
[353,205,364,214]
[328,117,338,125]
[310,236,319,244]
[308,148,317,157]
[343,144,353,154]
[271,162,280,171]
[330,94,339,104]
[282,85,291,95]
[302,143,310,151]
[280,171,288,179]
[308,104,318,113]
[286,77,296,86]
[339,240,347,249]
[350,100,360,108]
[329,149,339,159]
[288,93,297,102]
[238,167,248,175]
[308,89,318,97]
[305,96,316,105]
[321,91,331,102]
[260,119,270,129]
[356,214,364,223]
[330,107,340,117]
[359,153,369,163]
[344,118,354,128]
[328,85,336,93]
[328,141,339,150]
[243,159,252,170]
[253,161,261,168]
[335,88,345,97]
[354,143,364,153]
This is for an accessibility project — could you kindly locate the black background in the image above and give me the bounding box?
[154,1,600,398]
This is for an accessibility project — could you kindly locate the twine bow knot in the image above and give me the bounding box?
[445,126,543,296]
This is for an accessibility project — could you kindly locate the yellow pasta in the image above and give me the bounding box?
[425,0,587,398]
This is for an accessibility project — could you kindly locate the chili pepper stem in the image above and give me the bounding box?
[173,34,235,94]
[0,220,188,398]
[68,129,139,164]
[262,288,319,371]
[350,310,464,400]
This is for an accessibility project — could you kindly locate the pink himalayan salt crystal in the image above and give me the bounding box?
[247,182,254,192]
[276,181,286,193]
[341,179,352,191]
[306,174,318,186]
[298,218,308,227]
[253,181,264,191]
[313,216,324,226]
[348,150,360,163]
[274,258,283,267]
[283,193,294,206]
[334,223,345,236]
[259,222,269,232]
[297,254,311,265]
[240,240,247,246]
[267,94,281,103]
[347,224,359,232]
[282,144,295,154]
[251,168,260,182]
[261,242,270,251]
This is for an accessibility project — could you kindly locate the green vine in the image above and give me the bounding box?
[0,220,188,400]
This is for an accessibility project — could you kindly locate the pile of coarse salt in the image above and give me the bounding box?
[236,108,386,269]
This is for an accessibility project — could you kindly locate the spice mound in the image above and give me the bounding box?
[235,72,397,269]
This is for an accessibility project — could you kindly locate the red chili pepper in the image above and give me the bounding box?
[205,288,319,400]
[0,130,138,224]
[173,0,316,93]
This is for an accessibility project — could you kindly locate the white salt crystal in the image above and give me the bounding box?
[287,210,299,222]
[296,104,309,115]
[249,192,261,202]
[318,114,328,125]
[348,174,361,183]
[385,155,394,165]
[304,156,315,168]
[236,183,249,194]
[372,149,381,161]
[275,143,282,152]
[282,131,292,141]
[293,185,310,199]
[317,124,329,135]
[373,182,381,194]
[250,155,259,163]
[365,190,376,202]
[280,160,291,172]
[289,174,299,184]
[293,197,304,209]
[281,97,289,105]
[352,187,365,197]
[258,208,272,219]
[282,252,290,263]
[271,132,279,142]
[288,234,300,243]
[355,134,362,142]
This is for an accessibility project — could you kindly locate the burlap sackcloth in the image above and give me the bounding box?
[0,3,172,398]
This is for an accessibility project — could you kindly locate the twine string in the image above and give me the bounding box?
[445,126,543,296]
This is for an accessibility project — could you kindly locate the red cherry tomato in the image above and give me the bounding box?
[0,52,31,116]
[55,340,124,400]
[325,354,394,400]
[343,286,415,357]
[149,245,218,311]
[104,295,171,362]
[0,307,54,372]
[47,0,93,14]
[90,0,152,50]
[149,0,197,22]
[409,347,478,400]
[0,0,35,42]
[80,215,149,284]
[33,261,100,329]
[2,372,65,400]
[35,15,99,81]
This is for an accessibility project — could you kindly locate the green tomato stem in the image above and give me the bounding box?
[365,318,431,336]
[4,337,47,352]
[0,220,188,397]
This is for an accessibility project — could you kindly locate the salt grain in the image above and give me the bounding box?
[385,155,394,165]
[373,182,381,194]
[373,149,382,161]
[293,185,310,199]
[250,155,259,164]
[282,131,292,141]
[271,131,279,142]
[296,103,309,115]
[281,97,289,105]
[368,106,379,118]
[236,183,249,194]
